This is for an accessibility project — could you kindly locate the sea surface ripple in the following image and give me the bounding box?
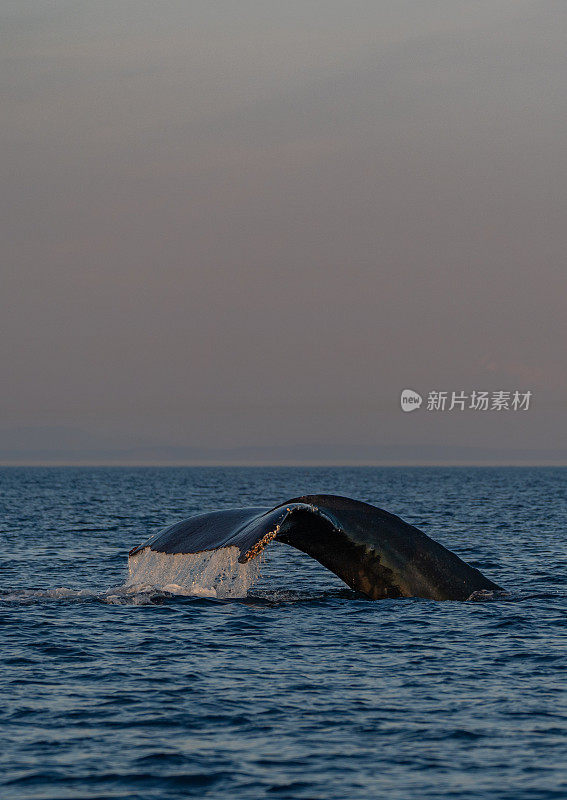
[1,466,566,799]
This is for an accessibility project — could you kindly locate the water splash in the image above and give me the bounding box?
[0,547,262,606]
[125,545,261,599]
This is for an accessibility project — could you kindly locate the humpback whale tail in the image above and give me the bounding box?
[127,495,502,601]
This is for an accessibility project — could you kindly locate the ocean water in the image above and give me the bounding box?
[1,466,566,800]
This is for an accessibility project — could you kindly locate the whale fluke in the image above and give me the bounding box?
[128,494,502,601]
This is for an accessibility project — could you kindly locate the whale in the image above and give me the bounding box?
[128,494,502,601]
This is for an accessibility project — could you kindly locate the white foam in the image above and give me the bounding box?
[125,546,261,599]
[466,589,507,602]
[0,587,94,602]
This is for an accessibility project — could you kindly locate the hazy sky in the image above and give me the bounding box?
[1,1,566,463]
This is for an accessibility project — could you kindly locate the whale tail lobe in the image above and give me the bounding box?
[128,494,502,601]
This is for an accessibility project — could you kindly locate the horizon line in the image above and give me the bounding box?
[0,461,565,468]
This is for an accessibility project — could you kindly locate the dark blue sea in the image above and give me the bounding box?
[1,466,566,800]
